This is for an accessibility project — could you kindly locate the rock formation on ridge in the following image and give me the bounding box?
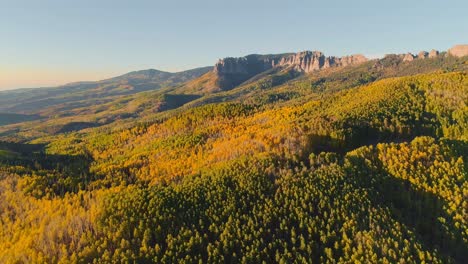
[403,53,415,62]
[214,51,368,89]
[448,44,468,57]
[428,49,439,58]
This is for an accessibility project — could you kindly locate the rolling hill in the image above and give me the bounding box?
[0,66,211,114]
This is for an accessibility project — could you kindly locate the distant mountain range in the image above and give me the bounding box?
[0,67,212,114]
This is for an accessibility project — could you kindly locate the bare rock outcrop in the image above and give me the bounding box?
[418,51,428,59]
[403,53,415,62]
[428,49,439,58]
[213,54,280,89]
[213,51,368,90]
[213,56,273,75]
[402,49,440,62]
[272,51,367,73]
[274,51,325,72]
[448,44,468,57]
[338,54,368,67]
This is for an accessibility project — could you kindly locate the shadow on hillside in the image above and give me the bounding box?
[0,141,96,197]
[305,120,437,156]
[0,141,46,154]
[346,153,467,263]
[0,141,93,172]
[0,113,41,126]
[440,138,468,168]
[306,134,347,154]
[54,122,100,134]
[305,131,407,155]
[158,94,202,110]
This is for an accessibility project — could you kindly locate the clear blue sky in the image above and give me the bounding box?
[1,0,467,90]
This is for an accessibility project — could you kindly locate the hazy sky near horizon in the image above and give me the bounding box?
[1,0,467,90]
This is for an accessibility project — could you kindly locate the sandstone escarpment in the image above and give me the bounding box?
[272,51,367,73]
[403,49,440,62]
[418,51,428,59]
[213,55,274,75]
[403,53,415,62]
[448,44,468,57]
[213,54,281,90]
[214,51,368,89]
[400,45,468,62]
[428,49,439,58]
[274,51,325,72]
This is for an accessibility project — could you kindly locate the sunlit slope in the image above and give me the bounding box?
[38,71,467,185]
[0,70,466,263]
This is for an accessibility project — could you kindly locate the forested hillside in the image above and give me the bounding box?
[0,52,466,263]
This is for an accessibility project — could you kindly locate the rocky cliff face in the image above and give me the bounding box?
[403,49,441,62]
[213,54,281,90]
[213,51,368,89]
[272,51,367,73]
[400,44,468,62]
[428,49,439,58]
[403,53,415,62]
[213,56,274,75]
[448,45,468,57]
